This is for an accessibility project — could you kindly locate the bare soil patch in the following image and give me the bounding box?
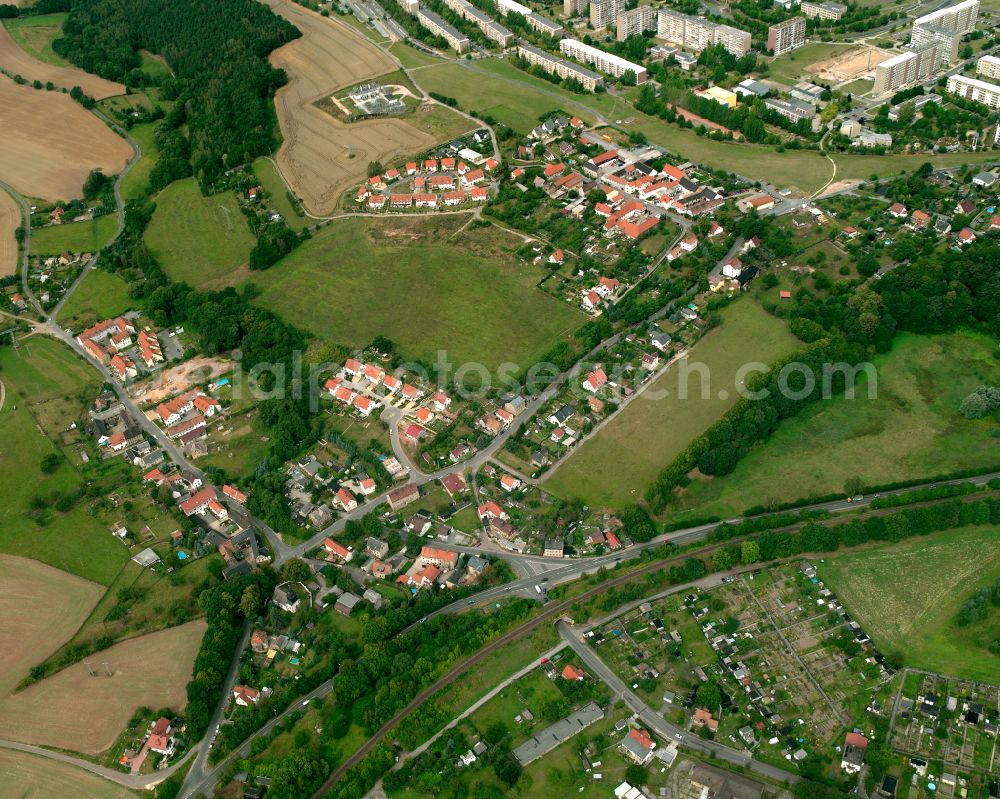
[807,45,891,82]
[263,0,436,214]
[0,187,19,277]
[0,24,125,99]
[130,355,235,405]
[0,620,206,754]
[0,79,132,201]
[0,555,103,697]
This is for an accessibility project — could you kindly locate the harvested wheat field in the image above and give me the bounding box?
[0,78,132,202]
[0,620,206,754]
[807,45,891,82]
[263,0,436,214]
[0,555,103,696]
[0,749,137,799]
[0,24,124,99]
[0,188,19,277]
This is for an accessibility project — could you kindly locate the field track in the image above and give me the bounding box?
[0,23,124,99]
[0,78,132,201]
[263,0,436,214]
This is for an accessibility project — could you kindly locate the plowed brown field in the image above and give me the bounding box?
[263,0,436,215]
[0,188,19,277]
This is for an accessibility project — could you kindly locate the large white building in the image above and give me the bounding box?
[559,38,647,82]
[947,73,1000,109]
[767,16,806,56]
[976,54,1000,79]
[910,0,979,64]
[656,9,751,56]
[417,6,470,52]
[615,5,655,40]
[496,0,564,36]
[517,41,602,90]
[590,0,622,30]
[800,1,846,20]
[872,42,942,95]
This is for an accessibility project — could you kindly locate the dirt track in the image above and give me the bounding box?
[0,187,18,277]
[0,24,125,100]
[0,78,132,201]
[263,0,436,214]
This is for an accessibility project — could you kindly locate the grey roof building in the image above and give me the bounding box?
[512,702,603,765]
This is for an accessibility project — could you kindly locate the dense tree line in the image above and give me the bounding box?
[55,0,299,188]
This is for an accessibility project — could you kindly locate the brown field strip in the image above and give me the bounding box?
[0,749,137,799]
[0,187,19,277]
[0,620,206,754]
[0,555,103,697]
[263,0,437,214]
[0,24,125,99]
[0,78,132,202]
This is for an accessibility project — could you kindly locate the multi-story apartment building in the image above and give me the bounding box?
[764,97,816,123]
[800,1,846,20]
[947,73,1000,109]
[976,54,1000,79]
[767,16,806,55]
[418,6,470,51]
[615,5,655,40]
[517,41,601,90]
[559,37,647,82]
[910,0,979,65]
[590,0,622,30]
[872,41,942,95]
[563,0,588,16]
[656,9,751,56]
[443,0,514,46]
[495,0,564,34]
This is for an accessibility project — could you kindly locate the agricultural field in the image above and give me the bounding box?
[0,19,124,98]
[819,527,1000,683]
[0,554,103,697]
[251,215,586,370]
[0,186,18,277]
[56,267,132,330]
[0,79,132,202]
[30,214,117,255]
[145,177,255,287]
[0,749,138,799]
[0,336,126,584]
[672,331,1000,519]
[0,619,206,753]
[545,300,799,508]
[263,0,438,214]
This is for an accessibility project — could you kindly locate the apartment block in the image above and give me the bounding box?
[976,54,1000,79]
[872,42,941,95]
[764,96,816,123]
[563,0,588,16]
[800,0,846,20]
[947,73,1000,109]
[442,0,515,46]
[590,0,622,30]
[517,41,602,90]
[656,9,750,56]
[560,37,647,82]
[767,16,806,56]
[910,0,978,64]
[418,6,470,51]
[616,5,655,40]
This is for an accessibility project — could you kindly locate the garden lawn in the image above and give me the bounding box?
[56,268,131,331]
[672,331,1000,520]
[145,177,254,287]
[819,527,1000,683]
[31,214,117,254]
[2,13,70,66]
[249,216,585,370]
[545,300,799,508]
[0,338,126,585]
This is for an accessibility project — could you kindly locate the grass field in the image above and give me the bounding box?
[405,101,477,144]
[0,554,103,697]
[0,619,206,754]
[252,156,308,230]
[672,331,1000,520]
[121,122,159,201]
[145,177,254,287]
[545,300,799,507]
[819,527,1000,683]
[2,13,69,66]
[250,215,586,370]
[30,214,117,255]
[0,749,138,799]
[767,41,856,85]
[56,267,132,331]
[0,337,126,584]
[390,40,449,69]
